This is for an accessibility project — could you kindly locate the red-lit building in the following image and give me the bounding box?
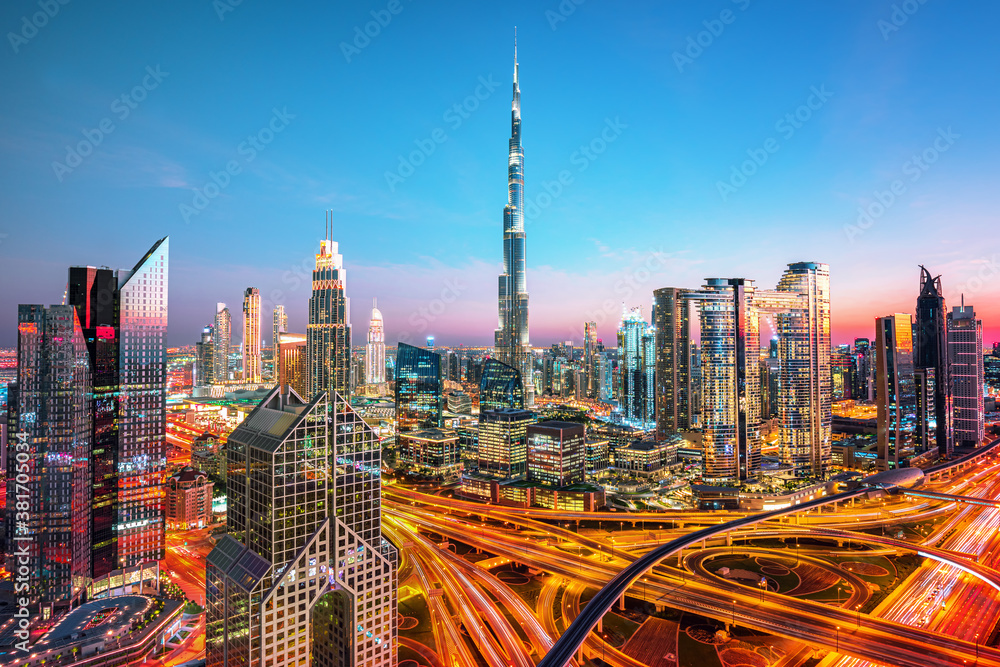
[166,466,214,530]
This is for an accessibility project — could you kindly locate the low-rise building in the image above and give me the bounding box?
[398,428,462,479]
[613,439,680,478]
[166,466,214,530]
[527,421,586,486]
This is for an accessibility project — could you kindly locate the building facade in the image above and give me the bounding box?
[243,287,262,383]
[166,466,214,530]
[307,213,352,400]
[214,303,232,384]
[618,307,655,429]
[366,300,386,385]
[526,421,585,486]
[398,428,461,479]
[394,343,443,432]
[278,332,308,399]
[653,287,691,439]
[479,358,524,412]
[875,314,918,470]
[914,266,954,458]
[477,408,535,480]
[948,301,984,447]
[196,325,214,387]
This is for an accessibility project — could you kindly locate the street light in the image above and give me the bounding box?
[731,599,736,628]
[855,603,861,629]
[835,626,840,652]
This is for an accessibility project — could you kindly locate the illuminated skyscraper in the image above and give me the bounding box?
[876,314,917,470]
[584,322,598,398]
[653,287,691,440]
[214,303,231,383]
[308,212,352,400]
[67,237,169,573]
[196,325,214,387]
[242,287,262,383]
[617,307,655,429]
[914,266,954,458]
[853,337,873,400]
[277,332,308,398]
[479,357,524,412]
[206,387,396,667]
[273,304,287,353]
[478,408,534,479]
[366,299,386,385]
[7,304,92,612]
[395,342,443,432]
[948,300,984,447]
[494,33,533,407]
[527,421,585,486]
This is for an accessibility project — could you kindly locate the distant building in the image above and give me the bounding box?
[213,303,231,383]
[618,307,655,429]
[366,300,386,384]
[398,428,462,479]
[948,301,985,447]
[585,438,610,477]
[277,332,308,398]
[196,325,214,386]
[242,287,262,382]
[166,467,214,530]
[477,408,535,480]
[526,421,585,487]
[614,439,678,478]
[875,314,919,470]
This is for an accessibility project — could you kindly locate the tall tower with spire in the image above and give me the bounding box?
[307,211,351,400]
[495,29,533,406]
[366,298,386,385]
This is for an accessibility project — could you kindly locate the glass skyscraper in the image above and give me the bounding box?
[243,287,262,382]
[653,287,691,440]
[394,342,443,432]
[479,357,524,412]
[617,307,655,429]
[477,408,534,480]
[214,303,231,384]
[308,213,352,400]
[876,314,918,469]
[494,35,533,407]
[914,266,954,458]
[948,301,985,447]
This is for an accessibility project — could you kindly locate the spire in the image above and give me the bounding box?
[514,26,518,85]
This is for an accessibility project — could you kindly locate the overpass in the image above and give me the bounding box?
[900,488,1000,508]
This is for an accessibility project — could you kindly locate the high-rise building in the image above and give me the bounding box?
[527,421,585,486]
[914,266,953,458]
[479,358,524,412]
[272,304,287,353]
[875,314,918,470]
[985,343,1000,392]
[366,299,386,385]
[853,337,872,400]
[277,332,308,398]
[242,287,262,383]
[214,303,231,384]
[617,307,655,429]
[68,238,168,574]
[494,35,533,407]
[196,325,214,387]
[584,322,598,398]
[653,287,691,439]
[477,408,534,479]
[832,345,853,399]
[206,387,396,667]
[395,342,443,432]
[948,300,984,447]
[308,213,351,400]
[6,304,92,612]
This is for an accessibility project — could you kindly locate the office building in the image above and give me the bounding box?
[196,325,214,386]
[617,307,655,429]
[68,237,169,574]
[914,266,953,457]
[214,303,232,383]
[479,357,524,412]
[243,287,262,382]
[875,314,918,470]
[395,342,444,432]
[853,338,872,400]
[948,300,985,447]
[526,421,585,486]
[307,212,352,400]
[477,408,534,479]
[398,428,462,479]
[273,304,287,353]
[206,387,396,667]
[494,36,533,408]
[366,299,386,385]
[6,304,92,612]
[278,332,308,399]
[653,287,691,439]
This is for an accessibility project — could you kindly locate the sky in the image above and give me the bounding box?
[1,0,999,349]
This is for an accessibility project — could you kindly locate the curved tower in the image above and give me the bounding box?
[495,30,533,405]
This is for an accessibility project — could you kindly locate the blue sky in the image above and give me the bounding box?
[1,0,999,348]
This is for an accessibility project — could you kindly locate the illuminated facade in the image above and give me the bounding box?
[527,421,585,486]
[914,266,954,458]
[278,332,308,398]
[398,428,462,479]
[394,342,443,432]
[617,308,655,429]
[477,408,534,479]
[207,387,396,667]
[494,35,533,407]
[584,321,598,398]
[214,303,231,383]
[196,325,214,386]
[653,287,691,439]
[7,304,92,611]
[243,287,262,383]
[875,314,918,470]
[307,213,352,400]
[67,237,169,573]
[479,357,524,412]
[366,299,386,384]
[948,301,984,447]
[273,304,287,352]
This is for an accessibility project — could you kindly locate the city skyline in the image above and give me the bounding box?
[2,2,999,349]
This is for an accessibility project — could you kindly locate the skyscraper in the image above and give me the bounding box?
[479,357,524,412]
[478,407,534,479]
[584,321,598,398]
[7,304,92,612]
[914,266,953,458]
[196,325,214,387]
[875,314,918,470]
[653,287,691,439]
[277,332,308,398]
[68,237,169,573]
[948,300,985,447]
[242,287,262,383]
[366,299,386,385]
[527,421,585,486]
[272,304,287,353]
[494,34,533,407]
[395,342,443,432]
[214,303,231,384]
[206,387,397,667]
[853,337,872,400]
[308,212,351,400]
[617,307,655,429]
